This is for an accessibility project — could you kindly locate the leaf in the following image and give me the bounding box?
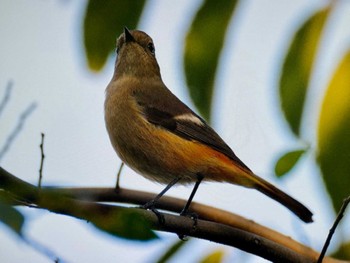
[184,0,239,122]
[331,241,350,260]
[199,250,225,263]
[279,7,330,136]
[317,50,350,212]
[274,149,307,178]
[89,208,157,241]
[0,198,25,237]
[83,0,146,71]
[156,239,188,263]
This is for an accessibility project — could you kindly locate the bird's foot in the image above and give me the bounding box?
[141,201,165,225]
[177,210,198,240]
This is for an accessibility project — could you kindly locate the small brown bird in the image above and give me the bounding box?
[104,27,313,223]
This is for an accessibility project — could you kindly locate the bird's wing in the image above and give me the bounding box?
[135,88,251,172]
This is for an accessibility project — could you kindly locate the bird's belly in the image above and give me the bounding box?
[105,93,232,185]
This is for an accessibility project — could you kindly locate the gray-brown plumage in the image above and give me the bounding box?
[104,28,313,223]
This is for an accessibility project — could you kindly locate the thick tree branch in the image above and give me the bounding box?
[0,167,346,263]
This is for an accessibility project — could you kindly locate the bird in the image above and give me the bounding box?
[104,27,313,223]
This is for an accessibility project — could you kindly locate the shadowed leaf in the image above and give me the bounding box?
[0,196,24,237]
[37,190,157,241]
[184,0,239,122]
[275,149,307,178]
[279,7,330,136]
[88,208,157,240]
[83,0,146,71]
[317,50,350,212]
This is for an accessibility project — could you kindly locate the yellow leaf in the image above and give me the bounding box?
[200,250,225,263]
[317,50,350,212]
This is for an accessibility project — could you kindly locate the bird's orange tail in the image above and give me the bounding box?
[215,160,313,223]
[252,175,313,223]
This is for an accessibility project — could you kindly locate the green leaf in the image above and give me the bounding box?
[83,0,146,71]
[279,7,330,136]
[184,0,239,122]
[0,198,25,237]
[274,149,307,178]
[199,250,225,263]
[89,208,157,241]
[317,50,350,212]
[156,239,188,263]
[332,241,350,260]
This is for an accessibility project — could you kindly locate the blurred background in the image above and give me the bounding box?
[1,0,350,262]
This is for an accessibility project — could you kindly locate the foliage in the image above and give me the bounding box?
[199,250,225,263]
[81,0,350,260]
[84,0,145,71]
[183,0,239,121]
[274,148,307,178]
[155,239,189,263]
[0,194,24,237]
[2,0,350,262]
[279,7,330,136]
[317,50,350,212]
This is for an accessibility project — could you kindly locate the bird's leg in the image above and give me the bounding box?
[142,177,181,224]
[114,162,124,192]
[177,174,204,240]
[180,173,203,217]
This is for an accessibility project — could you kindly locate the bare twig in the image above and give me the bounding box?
[0,81,13,118]
[38,133,45,188]
[115,162,124,190]
[0,102,37,161]
[317,196,350,263]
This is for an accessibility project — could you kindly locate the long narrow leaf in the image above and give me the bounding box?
[156,239,189,263]
[0,195,25,237]
[279,7,330,136]
[317,50,350,212]
[184,0,239,121]
[83,0,146,71]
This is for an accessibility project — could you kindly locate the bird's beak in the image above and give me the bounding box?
[124,27,135,43]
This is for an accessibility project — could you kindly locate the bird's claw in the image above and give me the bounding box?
[141,202,165,225]
[176,211,198,240]
[180,210,198,228]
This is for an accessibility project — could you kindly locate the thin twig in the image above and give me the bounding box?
[115,162,124,190]
[38,133,45,189]
[317,196,350,263]
[0,80,13,118]
[0,102,37,161]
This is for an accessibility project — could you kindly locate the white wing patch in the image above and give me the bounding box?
[174,113,204,126]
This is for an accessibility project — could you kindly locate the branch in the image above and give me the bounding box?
[0,80,13,118]
[318,196,350,262]
[0,167,346,263]
[38,133,45,188]
[56,188,317,257]
[0,102,37,161]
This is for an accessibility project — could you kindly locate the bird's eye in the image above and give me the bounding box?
[116,47,120,54]
[147,43,155,55]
